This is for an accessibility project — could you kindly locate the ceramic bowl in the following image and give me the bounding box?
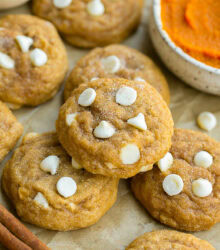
[149,0,220,95]
[0,0,29,10]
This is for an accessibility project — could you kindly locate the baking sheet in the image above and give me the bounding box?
[0,1,220,249]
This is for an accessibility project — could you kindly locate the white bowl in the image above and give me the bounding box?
[0,0,29,10]
[149,0,220,95]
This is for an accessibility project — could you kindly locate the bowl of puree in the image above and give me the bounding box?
[150,0,220,95]
[0,0,29,10]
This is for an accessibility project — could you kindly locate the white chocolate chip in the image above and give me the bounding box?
[78,88,96,107]
[139,165,152,172]
[162,174,184,196]
[134,77,146,82]
[25,132,39,138]
[72,157,83,170]
[22,132,39,143]
[68,202,76,211]
[34,192,49,208]
[56,177,77,198]
[105,162,116,169]
[87,0,105,16]
[94,121,116,139]
[197,112,217,131]
[0,51,15,69]
[120,144,140,165]
[30,48,48,67]
[5,102,21,110]
[53,0,72,8]
[101,55,121,73]
[45,21,53,27]
[15,35,33,53]
[127,113,147,131]
[91,77,99,81]
[116,86,137,106]
[40,155,60,175]
[66,113,78,126]
[158,152,173,172]
[192,178,212,197]
[194,151,213,168]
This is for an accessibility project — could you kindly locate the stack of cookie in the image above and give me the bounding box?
[0,1,219,249]
[0,11,175,232]
[57,77,173,178]
[2,75,174,231]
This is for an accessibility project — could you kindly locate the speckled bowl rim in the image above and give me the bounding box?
[153,0,220,75]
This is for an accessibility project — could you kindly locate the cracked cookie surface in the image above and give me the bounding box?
[2,132,118,231]
[131,128,220,231]
[57,78,173,178]
[0,15,68,108]
[126,230,215,250]
[0,101,23,162]
[64,44,170,104]
[32,0,143,48]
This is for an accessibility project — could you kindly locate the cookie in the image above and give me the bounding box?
[56,78,173,178]
[0,101,23,162]
[131,128,220,231]
[126,230,215,250]
[32,0,143,48]
[0,15,68,108]
[64,44,170,103]
[2,132,118,231]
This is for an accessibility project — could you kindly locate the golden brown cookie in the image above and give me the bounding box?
[0,15,68,108]
[126,230,215,250]
[2,132,118,231]
[56,78,173,178]
[32,0,143,48]
[131,129,220,231]
[0,101,23,162]
[64,44,170,103]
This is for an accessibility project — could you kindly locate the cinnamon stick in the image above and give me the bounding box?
[0,204,50,250]
[0,223,31,250]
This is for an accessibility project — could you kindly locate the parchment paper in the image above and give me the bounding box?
[0,1,219,249]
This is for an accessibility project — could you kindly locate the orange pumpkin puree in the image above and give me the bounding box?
[161,0,220,68]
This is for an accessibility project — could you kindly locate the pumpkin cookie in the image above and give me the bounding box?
[57,78,173,178]
[131,129,220,231]
[64,44,170,103]
[32,0,143,48]
[2,132,118,231]
[126,230,215,250]
[0,15,68,108]
[0,101,23,162]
